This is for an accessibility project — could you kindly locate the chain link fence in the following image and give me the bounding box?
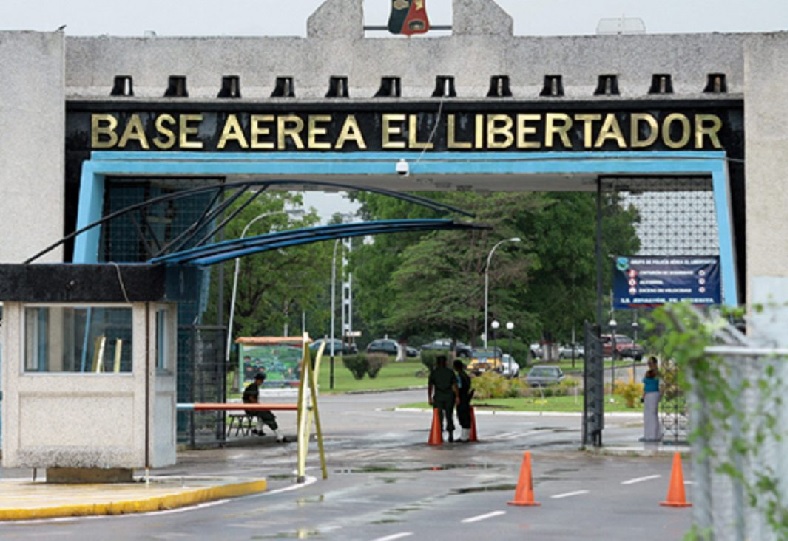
[687,316,788,540]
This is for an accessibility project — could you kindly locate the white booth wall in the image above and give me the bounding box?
[1,302,177,470]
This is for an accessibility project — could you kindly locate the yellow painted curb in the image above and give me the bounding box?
[0,479,267,521]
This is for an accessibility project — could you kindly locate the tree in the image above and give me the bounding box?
[350,190,640,349]
[515,192,640,344]
[201,193,332,340]
[352,191,546,346]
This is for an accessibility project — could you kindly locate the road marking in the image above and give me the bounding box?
[462,510,506,523]
[268,475,318,494]
[551,490,590,499]
[622,475,661,485]
[371,533,413,541]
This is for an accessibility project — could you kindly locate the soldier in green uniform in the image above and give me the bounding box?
[243,372,287,442]
[428,355,459,442]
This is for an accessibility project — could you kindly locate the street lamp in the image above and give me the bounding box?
[609,318,617,394]
[506,321,514,355]
[226,209,302,391]
[491,320,500,349]
[329,238,341,390]
[483,237,521,348]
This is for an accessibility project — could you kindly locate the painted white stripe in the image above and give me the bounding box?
[551,490,590,499]
[268,475,317,494]
[462,510,506,523]
[370,533,414,541]
[621,475,661,485]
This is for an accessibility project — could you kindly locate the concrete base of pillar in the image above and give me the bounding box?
[46,467,134,484]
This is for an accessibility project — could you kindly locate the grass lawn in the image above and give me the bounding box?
[226,356,642,414]
[400,395,643,414]
[314,357,429,393]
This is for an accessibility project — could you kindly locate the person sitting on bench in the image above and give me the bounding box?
[242,372,287,442]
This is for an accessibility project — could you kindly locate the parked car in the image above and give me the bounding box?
[405,346,420,358]
[601,334,644,360]
[467,347,503,375]
[529,343,542,359]
[501,353,520,378]
[558,343,584,359]
[309,338,357,356]
[420,338,473,358]
[526,365,566,387]
[366,338,399,356]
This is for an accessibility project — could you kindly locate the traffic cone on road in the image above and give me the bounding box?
[468,406,478,442]
[428,408,443,446]
[508,451,540,506]
[660,452,692,507]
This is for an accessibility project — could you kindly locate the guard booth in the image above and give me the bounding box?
[0,264,178,482]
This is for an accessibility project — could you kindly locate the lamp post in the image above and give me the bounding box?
[484,237,521,348]
[506,321,514,357]
[609,318,617,394]
[630,319,640,382]
[227,209,302,391]
[491,320,500,350]
[329,238,340,390]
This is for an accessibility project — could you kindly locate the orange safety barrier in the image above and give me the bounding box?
[468,406,478,442]
[428,408,443,446]
[508,451,541,506]
[661,452,692,507]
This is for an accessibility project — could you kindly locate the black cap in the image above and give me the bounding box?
[254,372,266,380]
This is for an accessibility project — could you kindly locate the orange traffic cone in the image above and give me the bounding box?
[468,406,478,442]
[508,451,540,506]
[660,452,692,507]
[428,408,443,446]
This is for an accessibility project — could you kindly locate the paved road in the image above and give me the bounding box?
[0,390,693,540]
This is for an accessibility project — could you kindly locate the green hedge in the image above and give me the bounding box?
[342,353,391,380]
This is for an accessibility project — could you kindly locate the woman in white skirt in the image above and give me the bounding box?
[640,356,663,442]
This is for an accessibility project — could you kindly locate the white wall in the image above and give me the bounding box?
[0,32,65,263]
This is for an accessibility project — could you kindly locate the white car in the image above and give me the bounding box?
[501,354,520,378]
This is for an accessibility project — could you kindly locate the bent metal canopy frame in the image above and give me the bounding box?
[149,218,488,267]
[24,178,479,265]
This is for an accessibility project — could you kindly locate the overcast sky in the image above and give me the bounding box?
[2,0,786,37]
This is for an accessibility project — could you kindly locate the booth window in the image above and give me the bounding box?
[24,306,133,373]
[155,307,172,372]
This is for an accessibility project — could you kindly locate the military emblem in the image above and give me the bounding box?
[388,0,430,36]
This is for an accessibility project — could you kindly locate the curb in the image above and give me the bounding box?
[0,478,268,521]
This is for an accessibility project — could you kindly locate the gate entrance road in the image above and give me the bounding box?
[0,390,692,540]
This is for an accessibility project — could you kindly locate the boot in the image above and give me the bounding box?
[448,430,454,443]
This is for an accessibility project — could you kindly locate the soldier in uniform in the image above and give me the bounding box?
[428,355,459,442]
[453,359,474,442]
[243,372,287,442]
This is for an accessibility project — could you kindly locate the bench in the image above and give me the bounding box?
[177,402,300,439]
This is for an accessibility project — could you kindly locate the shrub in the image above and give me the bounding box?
[558,376,581,396]
[526,376,580,398]
[614,380,644,408]
[420,349,448,373]
[366,354,389,379]
[471,371,524,399]
[342,354,367,380]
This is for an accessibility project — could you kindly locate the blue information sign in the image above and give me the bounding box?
[613,256,721,309]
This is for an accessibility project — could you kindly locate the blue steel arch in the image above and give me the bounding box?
[149,219,490,267]
[26,177,474,264]
[69,150,738,305]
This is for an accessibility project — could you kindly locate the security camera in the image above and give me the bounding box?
[396,159,410,176]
